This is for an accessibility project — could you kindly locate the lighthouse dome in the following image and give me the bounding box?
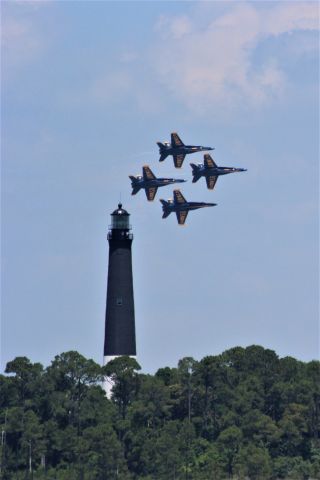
[110,203,131,230]
[112,203,130,217]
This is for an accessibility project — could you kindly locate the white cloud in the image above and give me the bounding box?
[155,14,193,39]
[263,2,319,36]
[151,2,319,113]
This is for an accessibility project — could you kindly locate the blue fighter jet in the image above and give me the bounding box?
[190,154,247,190]
[157,132,214,168]
[129,165,186,201]
[160,189,216,225]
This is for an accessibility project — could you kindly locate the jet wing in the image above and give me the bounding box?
[206,175,218,190]
[143,165,156,180]
[171,132,184,147]
[173,189,187,204]
[176,210,188,225]
[145,187,158,201]
[173,154,186,168]
[204,154,217,168]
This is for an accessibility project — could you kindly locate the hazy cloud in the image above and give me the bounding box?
[155,14,193,39]
[2,16,42,69]
[1,1,52,73]
[90,70,133,104]
[151,2,319,113]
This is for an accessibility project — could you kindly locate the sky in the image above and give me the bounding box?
[1,0,319,373]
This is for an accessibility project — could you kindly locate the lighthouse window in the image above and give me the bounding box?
[116,298,123,306]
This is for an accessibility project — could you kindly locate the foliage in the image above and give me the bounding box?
[1,346,319,479]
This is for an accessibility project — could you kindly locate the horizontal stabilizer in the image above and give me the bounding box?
[162,210,171,219]
[190,164,201,183]
[192,175,201,183]
[160,199,169,207]
[131,186,141,195]
[160,199,171,218]
[159,152,169,162]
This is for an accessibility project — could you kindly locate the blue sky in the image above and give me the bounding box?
[1,1,319,372]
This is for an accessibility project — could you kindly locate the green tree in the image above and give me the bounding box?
[81,424,130,480]
[103,356,141,420]
[278,403,308,457]
[216,425,243,476]
[5,357,43,406]
[47,351,102,434]
[235,444,272,479]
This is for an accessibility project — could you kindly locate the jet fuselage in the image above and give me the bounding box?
[159,145,214,157]
[163,200,216,214]
[196,165,247,177]
[131,176,185,189]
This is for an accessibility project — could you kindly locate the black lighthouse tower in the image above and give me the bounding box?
[103,204,136,378]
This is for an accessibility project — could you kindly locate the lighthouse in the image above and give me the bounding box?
[103,203,136,394]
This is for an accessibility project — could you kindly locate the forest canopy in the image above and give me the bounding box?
[0,345,319,479]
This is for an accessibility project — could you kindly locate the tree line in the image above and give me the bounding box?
[0,345,319,479]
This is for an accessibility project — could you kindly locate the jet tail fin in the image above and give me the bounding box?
[129,176,141,195]
[160,199,171,218]
[160,199,169,207]
[157,142,169,162]
[190,163,201,183]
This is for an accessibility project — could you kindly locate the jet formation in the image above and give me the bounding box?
[129,132,246,225]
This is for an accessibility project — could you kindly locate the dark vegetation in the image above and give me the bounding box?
[0,346,319,479]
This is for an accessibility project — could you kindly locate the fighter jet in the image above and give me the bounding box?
[157,132,214,168]
[160,189,216,225]
[190,154,247,190]
[129,165,186,201]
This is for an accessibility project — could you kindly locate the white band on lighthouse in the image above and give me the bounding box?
[102,355,137,398]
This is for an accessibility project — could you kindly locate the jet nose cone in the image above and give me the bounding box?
[207,203,217,207]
